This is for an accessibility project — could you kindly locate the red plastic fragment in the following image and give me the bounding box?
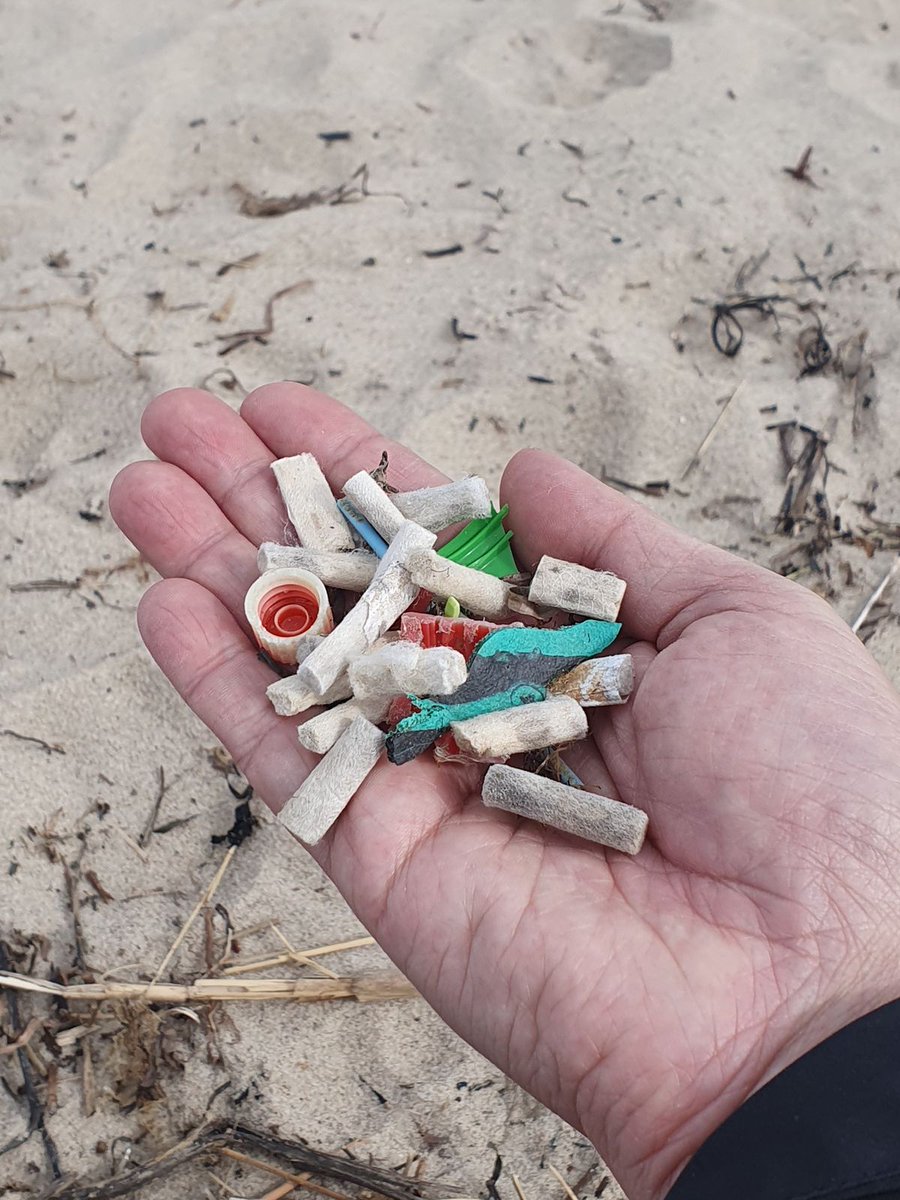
[399,613,504,659]
[433,731,503,766]
[433,731,461,761]
[386,695,417,728]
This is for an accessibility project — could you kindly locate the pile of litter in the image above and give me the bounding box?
[246,454,647,855]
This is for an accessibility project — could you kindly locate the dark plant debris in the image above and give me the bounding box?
[211,800,256,848]
[216,251,261,277]
[602,473,671,497]
[0,941,62,1177]
[233,163,371,217]
[2,729,66,754]
[37,1121,463,1200]
[796,320,832,377]
[318,130,352,143]
[3,473,49,496]
[423,244,464,258]
[485,1151,504,1200]
[139,766,169,848]
[783,145,818,186]
[217,280,313,354]
[450,317,478,341]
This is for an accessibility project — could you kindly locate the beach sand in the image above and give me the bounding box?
[2,1,898,1196]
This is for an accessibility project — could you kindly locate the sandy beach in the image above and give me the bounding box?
[2,1,898,1196]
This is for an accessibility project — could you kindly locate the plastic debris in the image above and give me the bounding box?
[232,452,645,850]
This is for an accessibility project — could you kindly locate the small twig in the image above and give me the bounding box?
[547,1165,579,1200]
[1,729,66,754]
[84,869,114,904]
[150,846,236,984]
[510,1176,528,1200]
[222,935,374,976]
[63,860,89,972]
[0,1014,42,1056]
[851,557,900,635]
[783,145,818,186]
[81,1038,96,1117]
[561,189,589,207]
[220,1148,349,1200]
[261,1184,301,1200]
[681,381,746,479]
[423,244,463,258]
[139,765,167,848]
[9,576,81,593]
[269,926,339,981]
[262,1184,300,1200]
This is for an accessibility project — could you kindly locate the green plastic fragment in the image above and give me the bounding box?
[443,596,462,618]
[438,505,517,578]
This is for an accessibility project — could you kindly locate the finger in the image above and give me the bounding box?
[137,577,315,809]
[141,388,286,546]
[241,381,449,493]
[501,449,791,646]
[110,461,257,625]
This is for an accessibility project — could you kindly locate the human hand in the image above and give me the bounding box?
[110,383,900,1200]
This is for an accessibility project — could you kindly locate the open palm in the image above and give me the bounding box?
[110,383,900,1200]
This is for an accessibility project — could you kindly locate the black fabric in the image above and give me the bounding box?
[666,999,900,1200]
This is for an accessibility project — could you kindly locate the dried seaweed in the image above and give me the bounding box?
[1,729,66,754]
[710,294,787,357]
[41,1121,462,1200]
[0,941,62,1177]
[233,166,368,217]
[211,800,256,848]
[217,280,313,354]
[771,421,830,536]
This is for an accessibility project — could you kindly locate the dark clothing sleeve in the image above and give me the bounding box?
[665,1000,900,1200]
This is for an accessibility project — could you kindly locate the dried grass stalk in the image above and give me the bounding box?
[0,970,416,1005]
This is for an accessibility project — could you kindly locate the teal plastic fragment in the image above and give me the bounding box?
[475,619,620,660]
[395,683,546,736]
[386,619,621,765]
[386,684,547,764]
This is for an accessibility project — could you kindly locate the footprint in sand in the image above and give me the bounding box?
[461,18,673,110]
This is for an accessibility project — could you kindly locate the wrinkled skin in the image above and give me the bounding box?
[110,383,900,1200]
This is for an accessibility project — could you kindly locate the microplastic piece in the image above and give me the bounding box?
[271,453,354,552]
[257,545,377,592]
[385,619,620,764]
[529,556,627,623]
[482,764,648,855]
[244,569,333,666]
[279,717,385,844]
[336,498,389,557]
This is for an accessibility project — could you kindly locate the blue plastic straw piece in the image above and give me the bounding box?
[337,498,389,557]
